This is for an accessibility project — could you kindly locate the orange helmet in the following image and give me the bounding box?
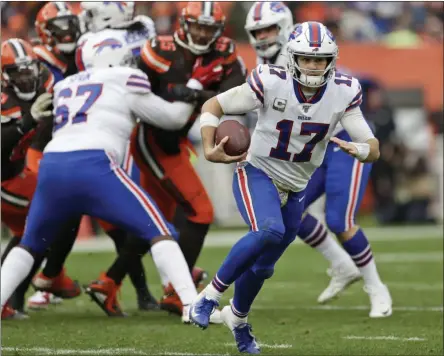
[1,38,40,101]
[177,1,225,54]
[35,2,81,54]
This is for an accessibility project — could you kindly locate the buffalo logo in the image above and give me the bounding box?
[93,38,123,54]
[270,2,286,13]
[326,28,336,42]
[312,48,319,52]
[289,25,303,41]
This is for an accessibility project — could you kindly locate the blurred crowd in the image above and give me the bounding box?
[1,1,442,226]
[2,1,443,45]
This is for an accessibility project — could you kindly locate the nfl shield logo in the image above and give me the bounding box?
[302,105,311,113]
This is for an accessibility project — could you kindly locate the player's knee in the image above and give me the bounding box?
[325,213,345,235]
[252,266,275,280]
[257,218,285,245]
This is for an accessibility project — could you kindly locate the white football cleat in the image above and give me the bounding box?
[364,284,393,318]
[317,263,362,304]
[27,291,63,310]
[182,304,223,324]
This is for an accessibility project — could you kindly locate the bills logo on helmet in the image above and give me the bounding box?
[103,1,128,13]
[289,25,303,41]
[270,2,286,13]
[93,38,123,54]
[326,28,336,42]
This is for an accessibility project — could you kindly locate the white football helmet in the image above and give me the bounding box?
[76,34,135,70]
[245,2,293,59]
[81,1,135,32]
[286,21,338,88]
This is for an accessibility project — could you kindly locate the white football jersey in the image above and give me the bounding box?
[256,43,346,137]
[78,15,156,59]
[246,64,362,191]
[45,67,151,164]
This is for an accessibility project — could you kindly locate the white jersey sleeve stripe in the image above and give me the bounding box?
[247,69,264,105]
[346,88,363,111]
[126,81,151,90]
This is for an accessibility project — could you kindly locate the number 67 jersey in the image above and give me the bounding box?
[45,66,152,165]
[244,64,363,192]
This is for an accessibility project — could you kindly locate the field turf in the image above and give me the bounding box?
[1,226,443,355]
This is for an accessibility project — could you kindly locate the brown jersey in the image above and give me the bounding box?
[138,34,246,155]
[1,66,54,181]
[33,44,78,78]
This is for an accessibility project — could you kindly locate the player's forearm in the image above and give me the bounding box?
[130,93,194,130]
[199,96,223,155]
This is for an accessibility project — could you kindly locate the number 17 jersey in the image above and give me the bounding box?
[246,64,363,192]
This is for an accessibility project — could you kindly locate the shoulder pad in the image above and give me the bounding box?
[33,45,68,73]
[140,37,173,74]
[335,74,363,112]
[246,64,289,106]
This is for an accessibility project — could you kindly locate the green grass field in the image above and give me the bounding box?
[2,227,443,356]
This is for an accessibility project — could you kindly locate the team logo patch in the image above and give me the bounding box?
[270,2,286,13]
[273,98,287,112]
[93,38,123,54]
[289,25,303,41]
[302,104,311,113]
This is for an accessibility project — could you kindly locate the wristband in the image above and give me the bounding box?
[350,142,370,161]
[200,112,219,128]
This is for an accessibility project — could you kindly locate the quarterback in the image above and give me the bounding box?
[189,21,387,354]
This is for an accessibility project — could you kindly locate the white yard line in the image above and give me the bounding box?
[252,305,443,312]
[0,348,230,356]
[224,343,292,349]
[161,353,230,356]
[343,336,426,342]
[2,225,439,253]
[376,252,443,263]
[265,281,443,291]
[1,347,148,355]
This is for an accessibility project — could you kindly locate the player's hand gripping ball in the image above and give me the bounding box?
[215,120,251,156]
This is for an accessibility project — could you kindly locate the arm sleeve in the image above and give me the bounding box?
[126,92,194,130]
[340,107,375,143]
[216,83,262,114]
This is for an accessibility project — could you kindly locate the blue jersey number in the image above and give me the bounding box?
[54,83,103,131]
[334,72,352,87]
[269,121,330,162]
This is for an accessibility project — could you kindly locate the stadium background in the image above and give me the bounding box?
[1,1,443,234]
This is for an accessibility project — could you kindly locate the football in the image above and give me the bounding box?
[215,120,251,156]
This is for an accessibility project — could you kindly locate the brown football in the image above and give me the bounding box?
[215,120,251,156]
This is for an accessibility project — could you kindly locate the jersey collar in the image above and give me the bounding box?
[293,79,328,105]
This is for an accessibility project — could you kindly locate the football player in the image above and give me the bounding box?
[245,2,391,313]
[1,38,79,318]
[85,1,247,317]
[189,21,389,353]
[0,37,218,323]
[30,1,161,312]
